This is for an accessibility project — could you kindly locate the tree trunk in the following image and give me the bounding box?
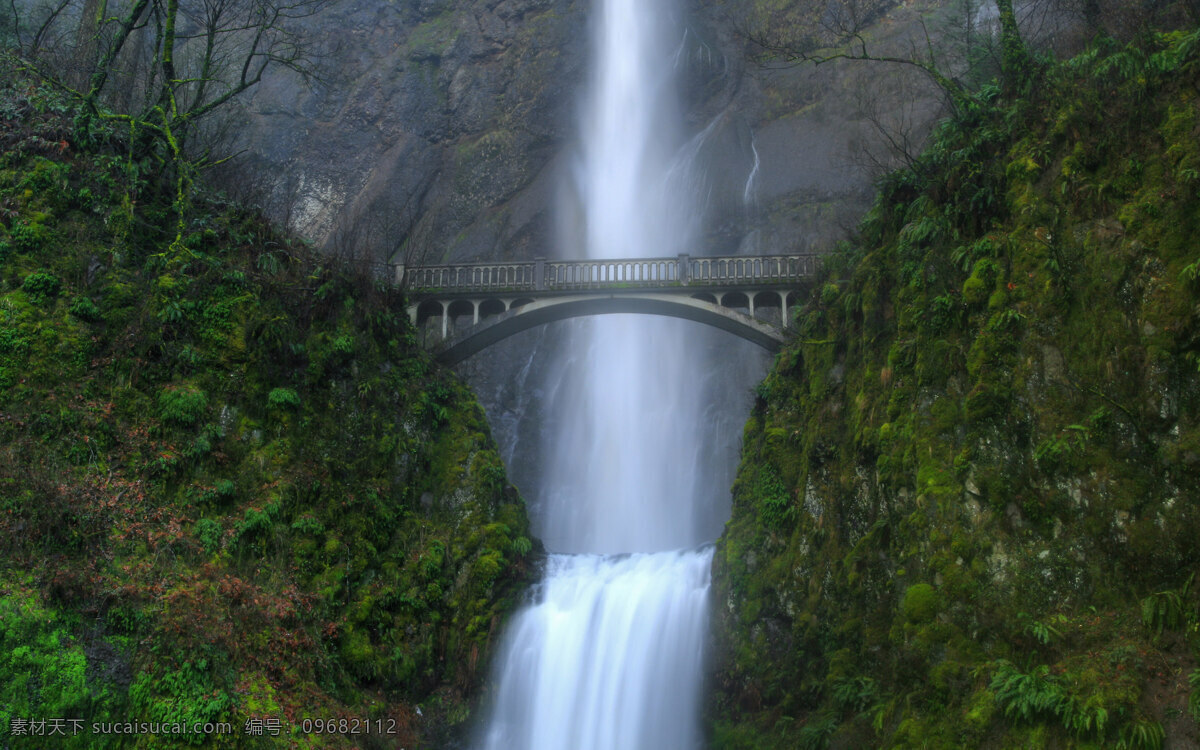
[1082,0,1103,33]
[994,0,1029,89]
[70,0,103,90]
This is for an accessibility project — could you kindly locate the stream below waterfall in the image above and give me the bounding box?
[472,0,768,747]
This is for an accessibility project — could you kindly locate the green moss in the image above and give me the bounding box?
[962,274,989,307]
[157,384,208,426]
[901,583,938,623]
[712,29,1200,749]
[0,62,536,748]
[405,11,461,60]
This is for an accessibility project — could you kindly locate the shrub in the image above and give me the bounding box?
[157,385,208,426]
[236,507,272,540]
[9,222,48,252]
[290,515,324,535]
[21,271,61,304]
[754,465,795,529]
[68,297,102,321]
[194,518,222,554]
[0,583,97,722]
[266,387,301,410]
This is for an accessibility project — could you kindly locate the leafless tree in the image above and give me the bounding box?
[732,0,1033,108]
[843,64,941,179]
[326,170,441,289]
[7,0,334,242]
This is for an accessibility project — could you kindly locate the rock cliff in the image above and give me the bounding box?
[231,0,945,263]
[709,29,1200,749]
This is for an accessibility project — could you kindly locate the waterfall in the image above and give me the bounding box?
[475,0,766,746]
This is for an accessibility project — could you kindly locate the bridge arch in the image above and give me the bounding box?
[424,293,786,365]
[479,298,507,319]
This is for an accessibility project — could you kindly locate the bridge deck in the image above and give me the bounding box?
[393,253,819,297]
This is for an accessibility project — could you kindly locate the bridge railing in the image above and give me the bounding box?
[398,253,819,294]
[543,258,680,288]
[403,261,540,291]
[687,254,819,283]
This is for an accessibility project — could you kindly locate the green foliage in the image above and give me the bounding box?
[1018,612,1066,646]
[68,296,102,321]
[831,675,877,714]
[753,465,795,529]
[797,712,837,750]
[290,514,324,535]
[901,584,937,623]
[20,271,61,304]
[9,221,49,253]
[0,578,125,743]
[128,661,232,745]
[511,535,533,556]
[1188,669,1200,722]
[962,274,988,306]
[157,385,208,426]
[266,386,301,410]
[713,27,1200,750]
[0,66,535,746]
[192,518,221,554]
[236,506,273,540]
[1116,718,1165,750]
[1140,574,1195,635]
[990,660,1108,736]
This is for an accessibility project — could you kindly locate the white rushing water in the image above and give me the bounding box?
[476,0,759,747]
[478,551,712,749]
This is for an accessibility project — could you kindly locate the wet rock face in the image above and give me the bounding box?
[230,0,587,261]
[226,0,944,266]
[681,0,946,257]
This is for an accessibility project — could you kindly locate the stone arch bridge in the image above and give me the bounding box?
[391,254,820,365]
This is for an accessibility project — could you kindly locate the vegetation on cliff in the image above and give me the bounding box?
[0,58,535,748]
[711,27,1200,750]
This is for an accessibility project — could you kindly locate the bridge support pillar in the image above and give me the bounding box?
[677,254,690,285]
[535,258,546,291]
[748,291,756,319]
[441,301,448,341]
[473,300,480,326]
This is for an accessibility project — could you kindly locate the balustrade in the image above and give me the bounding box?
[399,254,819,295]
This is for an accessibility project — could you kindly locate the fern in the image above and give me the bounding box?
[1141,573,1194,634]
[831,676,877,713]
[1018,612,1064,645]
[1188,670,1200,721]
[1141,590,1183,633]
[990,661,1109,738]
[1179,261,1200,285]
[1116,718,1165,750]
[797,712,838,750]
[991,661,1064,723]
[1095,49,1145,82]
[987,308,1026,332]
